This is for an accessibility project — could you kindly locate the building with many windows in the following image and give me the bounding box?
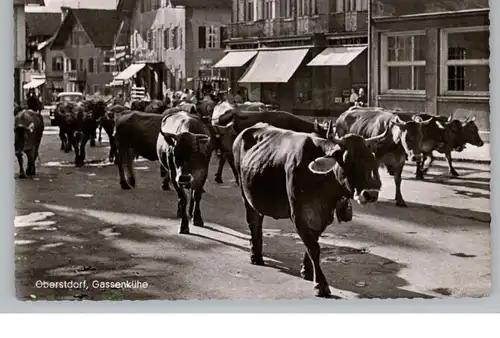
[370,0,490,134]
[217,0,369,115]
[48,7,123,95]
[114,0,231,99]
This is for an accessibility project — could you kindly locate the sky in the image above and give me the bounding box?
[25,0,119,12]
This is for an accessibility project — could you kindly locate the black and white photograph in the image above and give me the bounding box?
[13,0,490,301]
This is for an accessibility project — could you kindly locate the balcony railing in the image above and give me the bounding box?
[228,11,368,40]
[67,70,87,82]
[133,48,162,63]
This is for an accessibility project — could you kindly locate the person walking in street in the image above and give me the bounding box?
[356,87,367,107]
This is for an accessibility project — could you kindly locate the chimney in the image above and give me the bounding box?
[61,6,70,22]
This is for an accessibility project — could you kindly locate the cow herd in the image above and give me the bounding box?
[13,96,484,297]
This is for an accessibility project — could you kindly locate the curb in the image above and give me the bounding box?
[432,156,490,165]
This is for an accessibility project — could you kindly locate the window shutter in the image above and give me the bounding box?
[198,26,206,49]
[220,27,226,49]
[164,28,170,49]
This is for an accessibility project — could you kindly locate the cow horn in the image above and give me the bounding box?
[364,126,389,146]
[447,116,453,123]
[436,121,446,129]
[419,117,433,125]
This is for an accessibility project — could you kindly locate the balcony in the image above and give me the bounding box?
[133,48,162,63]
[228,11,368,40]
[67,70,87,82]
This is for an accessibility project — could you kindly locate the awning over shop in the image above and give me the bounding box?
[238,48,309,83]
[23,78,46,89]
[213,51,257,68]
[114,63,146,81]
[106,79,124,87]
[307,46,367,67]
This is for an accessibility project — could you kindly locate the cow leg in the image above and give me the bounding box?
[76,133,90,167]
[125,149,136,187]
[16,153,26,179]
[214,154,225,184]
[172,180,189,234]
[415,155,426,180]
[103,123,115,163]
[116,148,130,190]
[393,164,407,207]
[422,153,434,174]
[191,188,205,227]
[244,199,265,266]
[90,128,96,147]
[25,149,37,176]
[98,124,103,143]
[159,153,170,191]
[446,152,459,177]
[300,251,314,281]
[294,224,330,297]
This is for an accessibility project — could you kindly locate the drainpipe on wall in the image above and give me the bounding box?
[367,0,372,106]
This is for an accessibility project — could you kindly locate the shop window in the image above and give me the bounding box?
[440,26,489,96]
[380,31,426,93]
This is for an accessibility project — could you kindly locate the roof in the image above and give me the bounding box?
[51,8,121,49]
[26,13,61,37]
[14,0,45,5]
[170,0,231,9]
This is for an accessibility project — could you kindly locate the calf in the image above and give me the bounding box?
[335,107,425,207]
[157,112,213,234]
[233,121,384,297]
[114,111,166,190]
[14,109,44,178]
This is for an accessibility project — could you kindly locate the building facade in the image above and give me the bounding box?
[14,0,46,106]
[370,0,490,135]
[49,7,122,96]
[24,12,61,103]
[114,0,231,99]
[219,0,369,115]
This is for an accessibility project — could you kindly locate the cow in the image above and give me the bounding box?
[156,111,214,234]
[82,99,108,147]
[233,121,384,297]
[403,113,484,177]
[54,101,96,167]
[335,107,426,207]
[14,109,44,178]
[212,109,328,184]
[130,100,149,112]
[145,99,168,114]
[114,111,167,190]
[100,104,130,163]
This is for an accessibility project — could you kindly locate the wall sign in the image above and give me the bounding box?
[329,36,368,46]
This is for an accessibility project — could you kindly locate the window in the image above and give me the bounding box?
[244,0,254,21]
[52,56,63,71]
[440,26,489,96]
[336,0,368,12]
[207,26,218,49]
[220,27,227,49]
[178,27,183,49]
[79,58,84,72]
[104,57,110,72]
[88,58,94,73]
[157,28,162,51]
[164,28,170,49]
[282,0,293,17]
[381,31,426,93]
[93,85,99,94]
[198,26,206,48]
[173,27,178,48]
[264,0,273,19]
[147,30,153,50]
[70,59,76,71]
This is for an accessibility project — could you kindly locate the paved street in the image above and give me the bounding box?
[14,115,491,300]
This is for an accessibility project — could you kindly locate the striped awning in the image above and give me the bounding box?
[239,49,309,83]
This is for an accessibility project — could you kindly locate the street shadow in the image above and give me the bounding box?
[452,189,490,200]
[363,200,491,227]
[422,175,490,192]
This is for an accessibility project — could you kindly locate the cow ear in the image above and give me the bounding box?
[161,131,177,146]
[308,156,337,174]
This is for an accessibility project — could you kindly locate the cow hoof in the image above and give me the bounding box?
[450,170,459,177]
[214,177,223,184]
[300,267,313,281]
[250,255,265,266]
[313,283,332,298]
[415,174,425,180]
[120,181,131,190]
[396,200,408,207]
[60,145,65,151]
[64,148,71,153]
[18,173,27,179]
[161,183,170,191]
[193,219,204,227]
[128,177,136,188]
[179,227,190,235]
[26,170,36,176]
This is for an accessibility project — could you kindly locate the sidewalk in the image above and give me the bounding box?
[433,144,490,164]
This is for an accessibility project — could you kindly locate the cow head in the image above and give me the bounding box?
[161,131,211,188]
[308,120,383,205]
[14,122,35,155]
[462,116,484,147]
[313,119,329,138]
[389,117,423,162]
